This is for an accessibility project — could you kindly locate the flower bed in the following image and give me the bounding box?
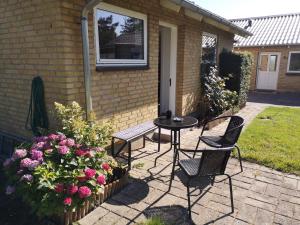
[3,133,127,224]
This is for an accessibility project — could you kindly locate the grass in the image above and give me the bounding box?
[237,106,300,175]
[137,217,166,225]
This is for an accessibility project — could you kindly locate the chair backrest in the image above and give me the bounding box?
[198,147,233,176]
[222,116,244,146]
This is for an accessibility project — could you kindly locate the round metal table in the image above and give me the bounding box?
[153,116,198,182]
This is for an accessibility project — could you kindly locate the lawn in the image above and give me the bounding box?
[237,106,300,175]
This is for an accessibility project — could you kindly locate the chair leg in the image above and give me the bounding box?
[193,137,201,158]
[143,135,146,148]
[128,142,131,171]
[226,174,234,213]
[186,179,192,219]
[111,137,115,157]
[235,144,243,172]
[158,127,161,152]
[211,176,215,186]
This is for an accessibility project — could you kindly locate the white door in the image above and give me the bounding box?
[159,22,177,115]
[257,53,280,90]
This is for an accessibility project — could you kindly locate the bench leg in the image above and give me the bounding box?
[111,137,115,157]
[128,141,132,171]
[158,127,161,152]
[143,135,146,148]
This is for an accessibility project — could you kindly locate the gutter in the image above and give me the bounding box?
[81,0,103,119]
[169,0,252,37]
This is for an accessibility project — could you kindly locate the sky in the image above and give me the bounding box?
[193,0,300,19]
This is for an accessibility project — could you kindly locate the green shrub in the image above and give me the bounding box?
[138,217,166,225]
[219,50,253,107]
[54,102,113,147]
[201,66,238,116]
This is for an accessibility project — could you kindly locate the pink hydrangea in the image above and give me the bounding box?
[66,138,75,147]
[96,174,106,185]
[84,168,96,179]
[5,185,15,195]
[78,186,91,198]
[48,134,59,141]
[67,184,78,195]
[58,140,67,146]
[75,149,86,157]
[20,158,40,170]
[36,142,45,149]
[58,146,69,155]
[55,183,64,193]
[3,158,12,167]
[58,134,66,141]
[31,150,43,161]
[20,174,33,182]
[101,163,111,171]
[12,149,27,160]
[64,197,72,206]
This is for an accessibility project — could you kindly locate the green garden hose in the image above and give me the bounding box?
[25,76,49,136]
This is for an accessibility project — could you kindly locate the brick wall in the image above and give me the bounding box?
[0,0,235,138]
[234,46,300,92]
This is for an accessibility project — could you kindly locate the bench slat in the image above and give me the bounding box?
[112,121,156,141]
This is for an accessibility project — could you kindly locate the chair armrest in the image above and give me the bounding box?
[201,116,233,135]
[179,148,206,153]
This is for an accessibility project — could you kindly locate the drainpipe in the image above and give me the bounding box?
[81,0,103,119]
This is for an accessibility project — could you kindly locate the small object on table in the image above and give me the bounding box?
[173,117,183,122]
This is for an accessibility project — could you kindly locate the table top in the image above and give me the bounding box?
[153,116,198,130]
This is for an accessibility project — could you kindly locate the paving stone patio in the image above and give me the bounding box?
[78,100,300,225]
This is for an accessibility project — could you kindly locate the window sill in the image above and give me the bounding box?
[96,65,149,72]
[286,72,300,76]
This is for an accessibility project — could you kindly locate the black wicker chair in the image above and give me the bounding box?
[193,116,245,171]
[174,147,234,219]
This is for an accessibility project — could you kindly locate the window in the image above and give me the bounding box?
[287,51,300,73]
[94,3,147,67]
[201,32,218,76]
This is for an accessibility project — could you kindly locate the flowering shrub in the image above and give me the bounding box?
[54,102,113,147]
[3,133,121,217]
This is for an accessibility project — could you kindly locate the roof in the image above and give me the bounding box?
[168,0,252,37]
[230,13,300,47]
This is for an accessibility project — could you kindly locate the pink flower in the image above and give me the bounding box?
[3,158,12,167]
[96,174,106,185]
[31,150,43,161]
[20,174,33,182]
[28,160,40,171]
[5,185,15,195]
[64,197,72,206]
[20,158,32,168]
[102,163,111,171]
[58,134,66,141]
[55,183,64,193]
[75,149,86,157]
[59,140,67,146]
[67,184,78,195]
[58,146,69,155]
[36,142,45,149]
[66,138,75,147]
[78,186,91,199]
[48,134,59,141]
[12,149,27,160]
[84,168,96,179]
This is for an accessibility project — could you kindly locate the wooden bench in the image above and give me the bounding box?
[111,121,157,170]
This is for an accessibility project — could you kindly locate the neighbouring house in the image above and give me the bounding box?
[0,0,250,140]
[231,13,300,92]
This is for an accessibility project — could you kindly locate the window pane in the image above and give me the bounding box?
[202,34,217,65]
[97,9,144,60]
[260,55,268,71]
[289,53,300,72]
[268,55,277,72]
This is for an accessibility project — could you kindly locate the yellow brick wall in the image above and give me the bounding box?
[0,0,235,138]
[234,46,300,92]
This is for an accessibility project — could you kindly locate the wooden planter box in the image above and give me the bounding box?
[61,173,128,225]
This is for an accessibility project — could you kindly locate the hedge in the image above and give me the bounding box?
[219,50,253,107]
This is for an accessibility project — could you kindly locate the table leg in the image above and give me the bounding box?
[154,130,174,167]
[170,130,178,181]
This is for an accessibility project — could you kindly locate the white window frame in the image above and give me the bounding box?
[202,32,218,64]
[287,51,300,73]
[94,3,148,67]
